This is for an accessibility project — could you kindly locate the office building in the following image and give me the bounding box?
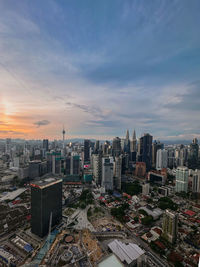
[162,209,178,243]
[130,129,137,152]
[114,156,122,190]
[31,178,62,237]
[124,129,130,153]
[192,170,200,193]
[152,140,164,168]
[156,149,168,170]
[175,166,189,193]
[84,139,90,163]
[138,133,153,171]
[70,155,80,175]
[112,137,121,157]
[102,157,114,191]
[42,139,49,151]
[135,162,146,177]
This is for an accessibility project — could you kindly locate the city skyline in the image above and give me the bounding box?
[0,0,200,140]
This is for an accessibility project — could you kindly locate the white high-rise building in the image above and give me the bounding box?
[142,183,150,195]
[162,209,178,243]
[175,166,189,193]
[92,154,102,185]
[102,157,114,191]
[156,149,168,170]
[192,169,200,193]
[114,156,122,190]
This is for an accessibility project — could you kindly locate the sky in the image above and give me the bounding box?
[0,0,200,141]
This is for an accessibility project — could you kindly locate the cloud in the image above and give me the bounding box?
[34,120,50,127]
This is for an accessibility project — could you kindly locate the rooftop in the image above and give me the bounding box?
[30,178,62,189]
[108,239,144,265]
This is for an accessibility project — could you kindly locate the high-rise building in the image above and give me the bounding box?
[168,149,175,169]
[175,166,189,193]
[135,162,146,177]
[130,130,137,162]
[42,139,49,151]
[84,139,90,163]
[192,170,200,193]
[152,140,164,168]
[189,138,199,162]
[94,140,100,153]
[102,157,114,191]
[112,137,121,157]
[70,155,80,175]
[31,178,62,237]
[5,138,11,154]
[142,183,150,195]
[124,129,130,153]
[162,209,178,243]
[139,133,153,171]
[130,130,137,152]
[114,156,122,190]
[92,154,102,185]
[156,149,168,170]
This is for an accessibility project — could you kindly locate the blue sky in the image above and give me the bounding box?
[0,0,200,140]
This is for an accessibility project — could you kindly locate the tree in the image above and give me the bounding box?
[141,215,153,225]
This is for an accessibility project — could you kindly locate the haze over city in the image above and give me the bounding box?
[0,0,200,140]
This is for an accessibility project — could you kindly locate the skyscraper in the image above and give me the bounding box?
[43,139,49,151]
[192,170,200,193]
[139,133,153,171]
[156,149,168,170]
[124,129,130,153]
[92,154,102,185]
[130,130,137,152]
[162,209,178,243]
[114,156,122,190]
[62,127,66,149]
[102,157,114,191]
[152,140,164,168]
[84,139,90,163]
[189,138,199,164]
[175,166,189,193]
[31,178,62,237]
[70,155,80,175]
[112,137,121,157]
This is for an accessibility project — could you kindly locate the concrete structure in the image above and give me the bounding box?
[102,157,114,191]
[108,239,145,266]
[162,209,178,244]
[156,149,168,170]
[175,166,189,193]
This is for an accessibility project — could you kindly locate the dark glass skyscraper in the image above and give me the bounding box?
[84,139,90,163]
[31,178,62,237]
[139,133,153,171]
[42,139,49,151]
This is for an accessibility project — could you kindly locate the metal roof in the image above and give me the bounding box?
[108,240,144,265]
